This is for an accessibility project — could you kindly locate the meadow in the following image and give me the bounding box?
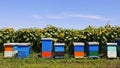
[0,53,120,68]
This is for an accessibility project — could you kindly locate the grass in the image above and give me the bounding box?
[0,53,120,68]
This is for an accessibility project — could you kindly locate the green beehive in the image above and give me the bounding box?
[87,42,99,58]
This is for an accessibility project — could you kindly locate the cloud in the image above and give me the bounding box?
[67,14,110,21]
[32,14,43,19]
[31,13,110,21]
[46,15,62,19]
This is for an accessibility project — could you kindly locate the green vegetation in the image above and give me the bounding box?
[0,53,120,68]
[0,24,120,54]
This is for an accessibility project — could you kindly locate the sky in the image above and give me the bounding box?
[0,0,120,29]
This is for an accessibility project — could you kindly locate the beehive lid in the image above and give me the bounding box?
[87,42,99,45]
[4,43,17,46]
[107,43,117,46]
[41,38,53,40]
[17,43,31,46]
[54,43,65,46]
[73,42,84,46]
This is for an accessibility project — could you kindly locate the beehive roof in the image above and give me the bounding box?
[54,43,65,46]
[107,43,117,45]
[4,43,17,46]
[73,42,84,46]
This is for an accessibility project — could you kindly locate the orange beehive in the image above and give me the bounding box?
[42,52,52,58]
[4,43,17,58]
[74,52,84,58]
[74,42,85,58]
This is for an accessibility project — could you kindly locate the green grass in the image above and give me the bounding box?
[0,53,120,68]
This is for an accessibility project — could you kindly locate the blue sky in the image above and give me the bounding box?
[0,0,120,29]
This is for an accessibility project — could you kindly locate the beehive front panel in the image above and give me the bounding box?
[89,51,98,56]
[89,46,98,51]
[74,52,84,58]
[107,46,117,58]
[18,51,29,58]
[5,46,13,51]
[55,46,64,52]
[18,46,30,51]
[42,40,53,52]
[18,46,30,58]
[55,52,64,56]
[4,51,14,57]
[107,46,116,51]
[74,46,84,52]
[54,43,65,58]
[87,45,99,58]
[42,52,52,58]
[107,51,117,58]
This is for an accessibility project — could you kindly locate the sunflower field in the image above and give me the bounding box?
[0,24,120,55]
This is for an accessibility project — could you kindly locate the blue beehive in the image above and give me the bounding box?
[17,43,30,58]
[54,43,65,58]
[115,38,120,57]
[41,38,53,58]
[87,42,99,58]
[42,38,53,52]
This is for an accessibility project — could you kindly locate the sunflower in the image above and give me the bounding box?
[60,33,64,38]
[6,28,13,31]
[23,29,29,32]
[36,29,43,34]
